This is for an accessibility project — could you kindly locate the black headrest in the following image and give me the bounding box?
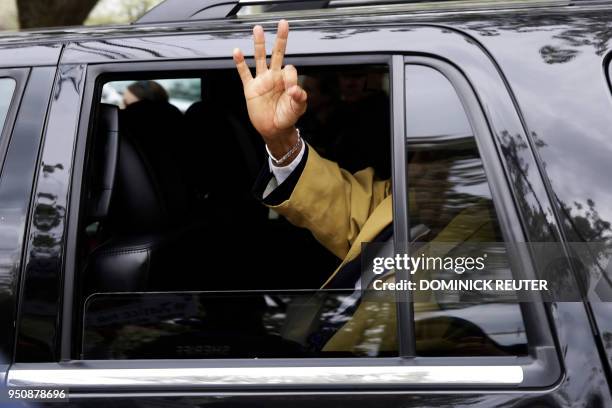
[108,136,169,233]
[108,100,188,233]
[88,103,119,219]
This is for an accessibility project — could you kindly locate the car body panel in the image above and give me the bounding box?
[3,3,612,407]
[0,65,55,385]
[0,43,62,68]
[15,64,87,364]
[448,6,612,394]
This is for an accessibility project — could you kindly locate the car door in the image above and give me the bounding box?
[4,20,607,408]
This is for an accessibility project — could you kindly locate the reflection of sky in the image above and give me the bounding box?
[405,65,471,138]
[459,17,612,232]
[0,78,15,132]
[406,65,491,198]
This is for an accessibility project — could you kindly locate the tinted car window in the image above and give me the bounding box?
[83,290,396,359]
[0,78,16,133]
[405,67,471,139]
[405,65,528,356]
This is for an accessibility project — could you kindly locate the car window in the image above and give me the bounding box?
[405,65,528,356]
[82,290,397,359]
[78,64,395,359]
[0,78,16,133]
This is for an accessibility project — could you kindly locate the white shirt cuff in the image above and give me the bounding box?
[268,141,306,185]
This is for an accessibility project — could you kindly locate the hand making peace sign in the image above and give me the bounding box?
[233,20,308,163]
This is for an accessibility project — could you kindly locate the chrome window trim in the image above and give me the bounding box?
[7,363,523,388]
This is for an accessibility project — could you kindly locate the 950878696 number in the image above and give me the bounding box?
[5,388,68,401]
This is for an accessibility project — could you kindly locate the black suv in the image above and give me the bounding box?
[1,0,612,406]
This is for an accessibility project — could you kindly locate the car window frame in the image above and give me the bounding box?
[62,54,395,361]
[397,55,561,384]
[9,48,560,392]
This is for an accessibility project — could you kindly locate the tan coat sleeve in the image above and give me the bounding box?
[268,145,392,260]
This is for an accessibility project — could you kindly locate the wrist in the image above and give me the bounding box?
[266,128,302,167]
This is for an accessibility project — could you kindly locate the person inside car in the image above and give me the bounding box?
[232,20,504,355]
[122,80,169,107]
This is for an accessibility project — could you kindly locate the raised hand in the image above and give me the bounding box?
[233,20,307,163]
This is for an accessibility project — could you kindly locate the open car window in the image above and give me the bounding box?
[76,62,528,361]
[78,64,395,359]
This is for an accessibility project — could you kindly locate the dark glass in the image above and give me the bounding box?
[82,290,398,359]
[0,78,15,132]
[297,65,391,177]
[405,65,527,356]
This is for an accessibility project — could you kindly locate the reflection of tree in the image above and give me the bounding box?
[16,157,67,361]
[499,130,555,242]
[499,129,612,300]
[539,45,579,64]
[500,129,612,243]
[318,27,381,40]
[457,14,612,64]
[561,199,612,244]
[558,196,612,298]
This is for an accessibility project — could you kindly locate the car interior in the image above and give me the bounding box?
[79,65,390,297]
[74,64,528,360]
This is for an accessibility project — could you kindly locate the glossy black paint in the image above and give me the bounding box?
[5,2,612,407]
[0,66,55,375]
[0,43,61,68]
[59,23,579,407]
[15,64,86,362]
[447,7,612,398]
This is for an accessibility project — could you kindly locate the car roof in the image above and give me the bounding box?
[0,0,609,47]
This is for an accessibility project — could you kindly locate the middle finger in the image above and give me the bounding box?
[253,25,268,75]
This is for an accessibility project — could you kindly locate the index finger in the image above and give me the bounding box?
[270,20,289,71]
